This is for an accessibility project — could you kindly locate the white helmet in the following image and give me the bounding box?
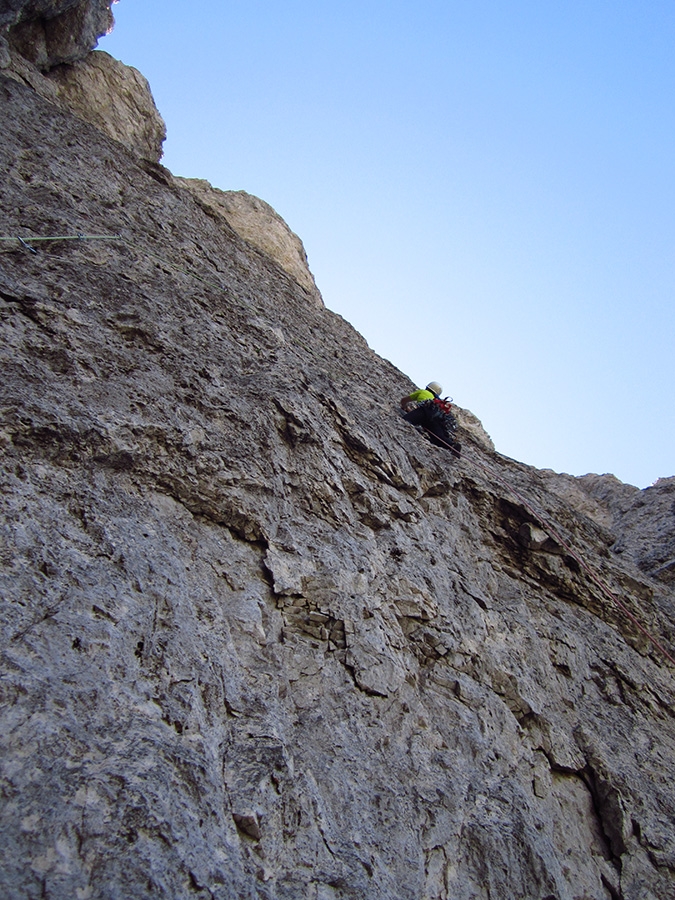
[426,381,442,396]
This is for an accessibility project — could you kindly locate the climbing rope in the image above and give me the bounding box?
[0,233,123,251]
[424,426,675,669]
[0,234,123,242]
[0,232,249,303]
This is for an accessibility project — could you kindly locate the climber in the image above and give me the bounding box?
[400,381,443,412]
[400,382,461,457]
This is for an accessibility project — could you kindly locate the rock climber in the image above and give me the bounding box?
[400,381,443,412]
[400,382,461,457]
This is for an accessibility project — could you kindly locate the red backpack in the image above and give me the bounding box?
[432,397,454,416]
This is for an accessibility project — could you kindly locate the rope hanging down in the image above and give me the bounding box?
[424,426,675,669]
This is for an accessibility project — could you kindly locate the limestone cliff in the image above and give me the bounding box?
[1,0,113,70]
[1,12,674,900]
[1,0,164,164]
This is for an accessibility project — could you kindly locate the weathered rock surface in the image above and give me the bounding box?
[178,179,321,300]
[540,470,675,586]
[1,48,675,900]
[47,50,166,161]
[1,0,113,70]
[0,1,162,163]
[579,475,675,584]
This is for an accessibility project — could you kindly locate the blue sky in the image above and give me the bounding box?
[102,1,674,488]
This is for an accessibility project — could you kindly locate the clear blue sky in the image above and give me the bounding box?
[102,1,674,488]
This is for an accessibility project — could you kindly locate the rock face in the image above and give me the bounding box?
[0,1,164,163]
[578,475,675,585]
[1,38,675,900]
[48,50,166,162]
[179,179,321,300]
[1,0,113,69]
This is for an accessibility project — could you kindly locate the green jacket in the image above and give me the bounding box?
[408,389,435,402]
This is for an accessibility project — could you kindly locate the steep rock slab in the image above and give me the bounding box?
[1,71,675,900]
[579,474,675,585]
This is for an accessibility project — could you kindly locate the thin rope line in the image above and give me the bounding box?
[0,234,123,242]
[0,232,249,303]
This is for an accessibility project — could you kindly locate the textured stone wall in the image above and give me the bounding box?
[1,0,113,69]
[178,180,322,301]
[0,0,163,163]
[47,50,166,162]
[1,58,674,900]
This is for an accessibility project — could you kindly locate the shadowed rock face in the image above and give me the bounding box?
[1,36,675,900]
[1,0,89,30]
[1,0,113,69]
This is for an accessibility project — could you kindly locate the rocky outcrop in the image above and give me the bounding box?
[538,470,675,585]
[0,0,164,163]
[578,474,675,584]
[1,0,113,70]
[47,50,166,161]
[178,179,321,301]
[1,49,674,900]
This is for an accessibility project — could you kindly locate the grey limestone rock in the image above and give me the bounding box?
[1,1,163,164]
[47,50,166,162]
[2,0,113,69]
[0,33,10,68]
[177,179,322,302]
[579,474,675,584]
[1,47,674,900]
